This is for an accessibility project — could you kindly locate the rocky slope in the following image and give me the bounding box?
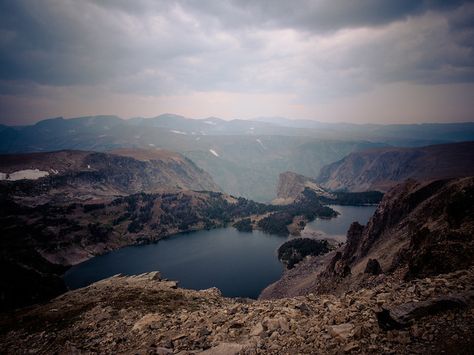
[0,149,220,205]
[261,177,474,299]
[316,141,474,192]
[274,171,383,206]
[273,171,332,204]
[1,268,473,354]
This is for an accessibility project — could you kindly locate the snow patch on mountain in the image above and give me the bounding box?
[0,169,49,181]
[170,130,187,135]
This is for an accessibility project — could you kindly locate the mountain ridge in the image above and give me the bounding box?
[0,148,221,205]
[0,114,392,201]
[4,114,474,201]
[316,141,474,192]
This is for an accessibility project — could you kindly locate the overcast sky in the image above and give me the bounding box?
[1,0,473,125]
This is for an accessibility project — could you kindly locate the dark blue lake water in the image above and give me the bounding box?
[64,205,377,298]
[302,205,377,242]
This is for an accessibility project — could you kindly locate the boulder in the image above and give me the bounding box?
[249,323,264,337]
[329,323,354,339]
[377,292,473,330]
[132,313,162,332]
[199,342,244,355]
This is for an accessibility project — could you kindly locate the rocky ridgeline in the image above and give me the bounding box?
[273,171,383,207]
[0,149,221,206]
[316,141,474,192]
[273,171,332,204]
[1,268,473,354]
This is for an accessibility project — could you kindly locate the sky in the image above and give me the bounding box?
[0,0,473,125]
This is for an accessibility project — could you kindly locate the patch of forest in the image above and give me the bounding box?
[278,238,330,269]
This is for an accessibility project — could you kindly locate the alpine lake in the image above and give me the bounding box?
[65,205,377,298]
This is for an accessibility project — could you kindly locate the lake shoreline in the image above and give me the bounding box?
[64,205,377,300]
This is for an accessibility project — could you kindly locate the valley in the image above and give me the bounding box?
[2,115,474,202]
[3,2,474,352]
[0,148,352,310]
[1,116,474,354]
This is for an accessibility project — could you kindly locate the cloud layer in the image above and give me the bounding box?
[0,0,473,124]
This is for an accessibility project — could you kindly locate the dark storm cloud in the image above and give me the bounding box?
[0,1,121,85]
[1,0,473,90]
[180,0,468,32]
[0,0,214,87]
[0,0,473,124]
[96,0,470,32]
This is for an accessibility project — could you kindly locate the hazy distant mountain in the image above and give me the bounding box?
[253,117,474,144]
[316,141,474,192]
[1,114,474,201]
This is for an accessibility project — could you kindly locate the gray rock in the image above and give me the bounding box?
[377,292,473,330]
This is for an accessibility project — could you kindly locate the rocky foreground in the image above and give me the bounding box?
[1,268,473,354]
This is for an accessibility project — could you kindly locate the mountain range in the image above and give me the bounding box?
[0,148,220,206]
[2,114,474,201]
[1,114,474,352]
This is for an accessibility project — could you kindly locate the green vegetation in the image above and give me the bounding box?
[233,218,253,232]
[82,203,106,213]
[88,223,112,242]
[258,189,338,236]
[319,191,384,205]
[278,238,330,269]
[204,195,275,222]
[257,213,293,236]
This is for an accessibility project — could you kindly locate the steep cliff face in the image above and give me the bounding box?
[316,141,474,192]
[274,171,383,207]
[274,171,331,204]
[261,177,474,298]
[336,177,474,279]
[0,149,220,205]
